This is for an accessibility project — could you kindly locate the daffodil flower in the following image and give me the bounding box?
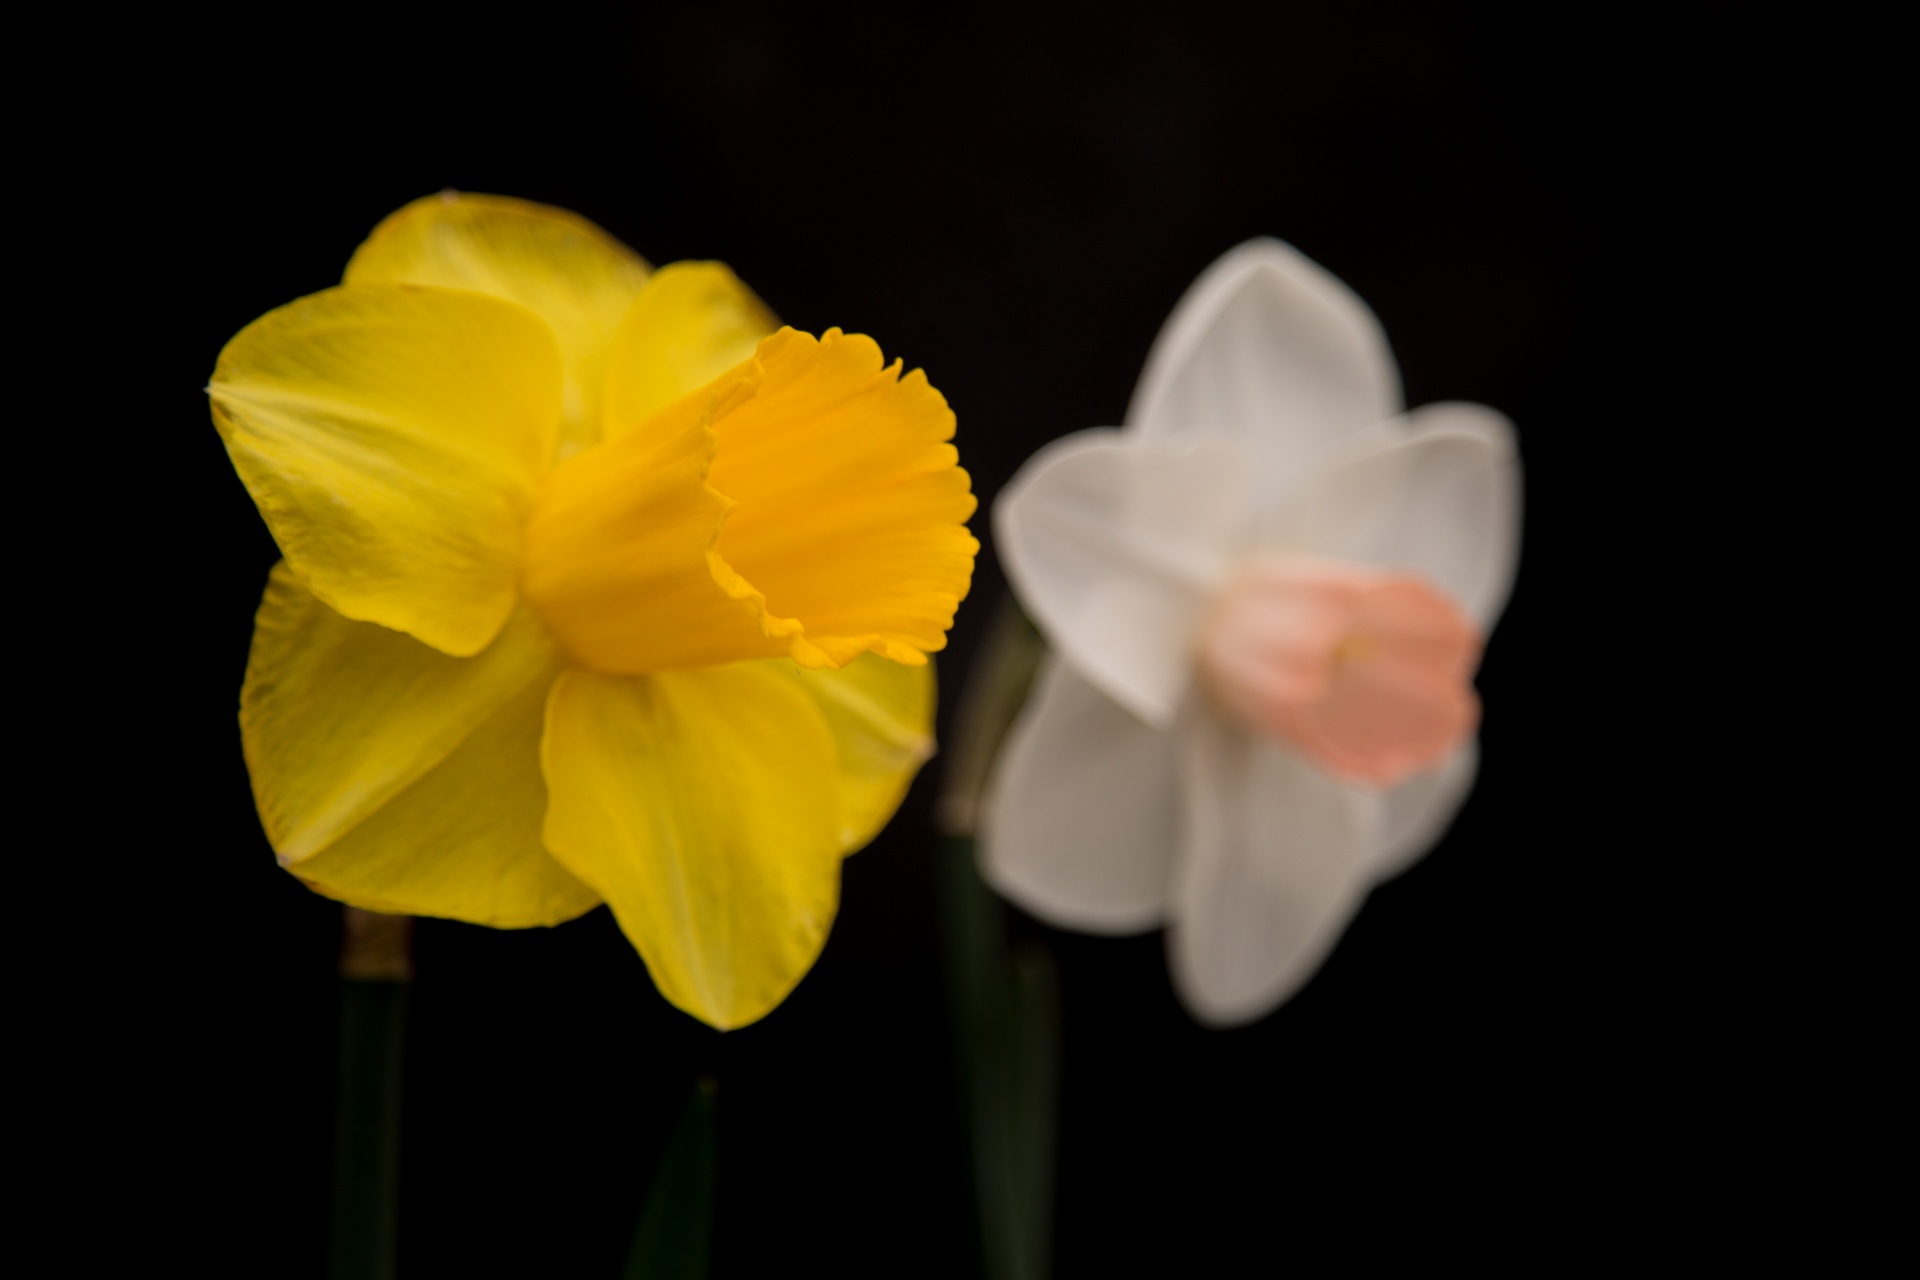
[982,240,1519,1026]
[211,194,976,1029]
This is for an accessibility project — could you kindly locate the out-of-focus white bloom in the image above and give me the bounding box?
[982,241,1521,1026]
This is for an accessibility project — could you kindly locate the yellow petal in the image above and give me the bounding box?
[541,664,843,1029]
[243,563,596,927]
[792,654,936,852]
[294,675,600,927]
[210,284,562,656]
[346,192,651,458]
[522,327,979,674]
[604,261,779,438]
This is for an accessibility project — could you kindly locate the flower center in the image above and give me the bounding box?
[1194,557,1482,786]
[520,327,977,675]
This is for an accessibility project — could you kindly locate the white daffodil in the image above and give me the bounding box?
[981,240,1521,1026]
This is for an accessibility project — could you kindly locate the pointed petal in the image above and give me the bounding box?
[345,192,651,458]
[209,284,562,655]
[243,563,594,926]
[541,665,843,1030]
[1373,740,1478,883]
[1284,403,1522,625]
[1127,240,1402,528]
[980,656,1179,934]
[1167,716,1379,1026]
[603,261,779,437]
[292,669,601,928]
[994,429,1245,726]
[792,654,936,853]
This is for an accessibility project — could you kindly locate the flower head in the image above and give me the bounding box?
[982,240,1518,1026]
[211,193,976,1029]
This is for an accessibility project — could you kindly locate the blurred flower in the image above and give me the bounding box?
[982,241,1519,1025]
[211,193,976,1029]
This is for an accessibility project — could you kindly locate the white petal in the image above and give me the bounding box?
[1126,239,1402,529]
[1373,739,1478,883]
[1167,716,1379,1026]
[994,429,1246,726]
[979,655,1179,934]
[1283,402,1522,626]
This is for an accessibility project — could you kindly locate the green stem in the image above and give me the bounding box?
[329,908,412,1280]
[938,596,1060,1280]
[942,837,1060,1280]
[624,1078,719,1280]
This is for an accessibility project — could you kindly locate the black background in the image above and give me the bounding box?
[45,1,1787,1273]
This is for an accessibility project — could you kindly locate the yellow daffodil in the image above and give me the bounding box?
[211,193,977,1029]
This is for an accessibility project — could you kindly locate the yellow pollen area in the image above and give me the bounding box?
[520,327,978,675]
[1333,632,1380,665]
